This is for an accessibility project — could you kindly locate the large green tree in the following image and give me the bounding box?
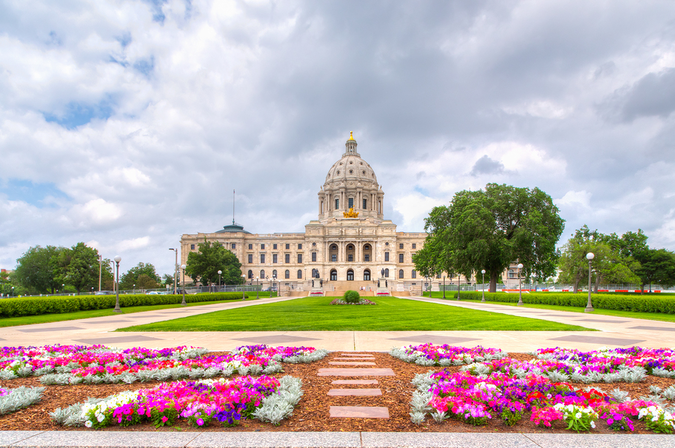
[13,245,63,294]
[119,262,161,290]
[416,183,564,292]
[634,248,675,292]
[185,240,244,286]
[53,243,100,293]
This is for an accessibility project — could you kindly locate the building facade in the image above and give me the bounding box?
[180,133,432,294]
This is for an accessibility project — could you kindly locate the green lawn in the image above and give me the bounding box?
[116,296,593,332]
[446,298,675,323]
[0,297,259,328]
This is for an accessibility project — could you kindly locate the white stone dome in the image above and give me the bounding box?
[323,133,378,186]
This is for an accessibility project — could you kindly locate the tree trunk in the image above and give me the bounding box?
[490,271,498,293]
[573,279,579,293]
[594,274,600,293]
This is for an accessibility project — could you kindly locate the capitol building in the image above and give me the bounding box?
[180,133,438,296]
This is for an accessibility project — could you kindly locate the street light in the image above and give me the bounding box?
[242,274,246,300]
[133,284,135,294]
[442,275,446,299]
[273,274,277,298]
[585,253,595,313]
[256,277,259,300]
[169,248,178,294]
[98,255,103,292]
[481,269,486,302]
[456,275,460,301]
[517,263,524,306]
[113,256,122,313]
[181,264,187,306]
[217,270,222,292]
[62,284,65,296]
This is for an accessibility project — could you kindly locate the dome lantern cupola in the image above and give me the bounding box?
[344,131,359,156]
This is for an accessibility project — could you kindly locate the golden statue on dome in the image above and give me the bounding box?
[343,207,359,218]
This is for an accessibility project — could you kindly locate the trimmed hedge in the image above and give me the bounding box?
[343,290,361,304]
[451,291,675,314]
[0,292,249,318]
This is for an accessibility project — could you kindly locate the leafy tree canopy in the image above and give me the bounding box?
[415,183,564,292]
[13,245,62,294]
[54,243,100,293]
[185,240,243,286]
[119,262,161,290]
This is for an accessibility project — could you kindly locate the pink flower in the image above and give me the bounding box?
[161,416,168,423]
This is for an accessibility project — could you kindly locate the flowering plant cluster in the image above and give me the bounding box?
[79,376,281,428]
[391,343,506,367]
[412,349,675,433]
[230,345,329,364]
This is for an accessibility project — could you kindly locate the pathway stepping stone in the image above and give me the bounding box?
[330,406,389,418]
[328,361,376,366]
[331,380,378,385]
[318,368,395,376]
[328,388,382,396]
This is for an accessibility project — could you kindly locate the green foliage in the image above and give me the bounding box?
[185,240,243,286]
[453,291,675,314]
[13,246,62,294]
[634,248,675,290]
[417,183,564,293]
[119,262,161,290]
[0,292,248,318]
[343,290,361,303]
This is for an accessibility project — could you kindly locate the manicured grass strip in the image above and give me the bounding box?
[117,296,593,332]
[0,298,259,328]
[446,298,675,323]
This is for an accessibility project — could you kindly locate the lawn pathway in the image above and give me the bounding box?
[318,352,393,419]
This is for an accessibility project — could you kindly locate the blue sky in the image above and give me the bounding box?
[1,0,675,275]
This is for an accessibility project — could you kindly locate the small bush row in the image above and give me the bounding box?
[0,292,249,318]
[451,291,675,314]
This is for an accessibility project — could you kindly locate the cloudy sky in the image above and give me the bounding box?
[2,0,675,275]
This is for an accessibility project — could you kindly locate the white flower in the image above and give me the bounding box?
[576,412,582,419]
[590,421,596,428]
[84,421,92,428]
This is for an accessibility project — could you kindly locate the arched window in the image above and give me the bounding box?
[363,244,372,262]
[260,270,265,279]
[248,270,253,279]
[384,268,389,278]
[297,269,302,279]
[330,244,338,262]
[399,269,404,279]
[285,270,290,279]
[347,269,354,281]
[346,244,355,262]
[363,269,371,281]
[412,270,416,279]
[330,269,338,281]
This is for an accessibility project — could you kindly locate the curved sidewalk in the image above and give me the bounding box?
[0,430,672,448]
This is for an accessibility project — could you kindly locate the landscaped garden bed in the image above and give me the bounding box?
[0,344,673,434]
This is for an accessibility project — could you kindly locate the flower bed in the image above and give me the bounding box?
[51,375,303,428]
[330,298,376,305]
[230,345,329,364]
[390,343,507,366]
[0,386,44,415]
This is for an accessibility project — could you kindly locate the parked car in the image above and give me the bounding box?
[94,290,114,295]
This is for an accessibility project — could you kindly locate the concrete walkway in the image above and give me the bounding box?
[2,294,675,352]
[0,430,673,447]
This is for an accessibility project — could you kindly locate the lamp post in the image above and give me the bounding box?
[457,275,460,301]
[169,248,178,294]
[242,274,246,300]
[113,256,122,313]
[517,263,524,306]
[585,253,595,313]
[181,264,187,306]
[256,277,259,300]
[62,284,65,296]
[217,270,222,292]
[273,274,277,298]
[98,255,102,292]
[442,275,446,299]
[133,284,135,295]
[481,269,486,302]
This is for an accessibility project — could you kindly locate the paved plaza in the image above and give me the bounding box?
[2,295,675,447]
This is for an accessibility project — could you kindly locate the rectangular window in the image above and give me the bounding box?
[363,198,367,209]
[248,244,253,250]
[273,254,278,263]
[297,254,302,263]
[412,243,416,249]
[412,270,416,279]
[399,253,404,263]
[298,243,302,249]
[285,254,290,263]
[260,254,265,263]
[348,254,353,262]
[331,254,337,262]
[273,244,277,250]
[248,254,253,263]
[261,244,265,250]
[384,252,389,262]
[399,243,404,249]
[285,243,290,249]
[190,244,195,250]
[348,197,354,209]
[365,254,370,262]
[312,252,316,262]
[335,198,339,209]
[231,243,236,249]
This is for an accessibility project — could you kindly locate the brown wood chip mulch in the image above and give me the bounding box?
[0,351,673,434]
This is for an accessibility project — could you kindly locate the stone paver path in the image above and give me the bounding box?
[322,352,391,419]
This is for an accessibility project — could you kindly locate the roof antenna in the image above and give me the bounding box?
[232,189,235,225]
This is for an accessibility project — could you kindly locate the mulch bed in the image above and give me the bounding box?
[1,351,673,434]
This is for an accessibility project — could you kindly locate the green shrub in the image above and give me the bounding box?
[450,291,675,314]
[0,292,248,318]
[343,290,361,304]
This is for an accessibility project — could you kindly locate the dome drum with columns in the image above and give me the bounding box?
[180,133,449,296]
